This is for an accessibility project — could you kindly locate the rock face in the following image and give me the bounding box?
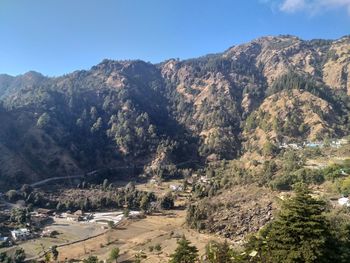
[0,35,349,187]
[187,186,276,241]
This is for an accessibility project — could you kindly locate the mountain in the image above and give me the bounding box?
[0,35,349,189]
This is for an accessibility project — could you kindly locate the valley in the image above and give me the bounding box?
[0,35,350,262]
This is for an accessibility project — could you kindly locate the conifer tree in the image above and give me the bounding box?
[246,184,341,263]
[169,236,199,263]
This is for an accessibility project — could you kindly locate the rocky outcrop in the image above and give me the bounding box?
[187,186,276,241]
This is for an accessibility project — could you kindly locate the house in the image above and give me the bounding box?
[289,143,301,150]
[149,178,157,184]
[340,169,349,176]
[332,138,349,148]
[186,177,195,185]
[64,210,83,222]
[169,185,183,192]
[340,138,349,144]
[338,197,350,207]
[200,176,209,183]
[305,142,324,148]
[41,229,53,237]
[0,237,8,242]
[74,210,84,216]
[66,214,82,222]
[278,142,302,150]
[83,213,94,221]
[11,228,31,241]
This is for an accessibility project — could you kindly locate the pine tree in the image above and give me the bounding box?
[205,240,234,263]
[109,247,120,263]
[246,184,340,263]
[169,236,199,263]
[51,246,59,261]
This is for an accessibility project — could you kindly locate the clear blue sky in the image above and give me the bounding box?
[0,0,349,76]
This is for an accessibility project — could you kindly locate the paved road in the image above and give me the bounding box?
[30,175,85,187]
[26,160,203,188]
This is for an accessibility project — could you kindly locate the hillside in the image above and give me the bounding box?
[0,35,349,189]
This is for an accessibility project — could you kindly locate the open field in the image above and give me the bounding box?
[0,218,107,259]
[57,210,226,262]
[135,179,184,195]
[0,210,145,259]
[304,144,350,169]
[305,156,350,170]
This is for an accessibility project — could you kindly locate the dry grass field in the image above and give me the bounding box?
[57,210,226,262]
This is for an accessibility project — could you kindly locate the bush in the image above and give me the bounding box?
[270,174,294,191]
[340,177,350,196]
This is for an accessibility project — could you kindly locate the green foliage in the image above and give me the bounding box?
[13,248,26,263]
[140,194,151,213]
[154,243,162,251]
[244,184,349,263]
[169,236,199,263]
[51,246,59,261]
[134,251,147,263]
[186,202,208,231]
[269,73,335,105]
[26,183,156,212]
[159,192,175,210]
[270,168,324,191]
[109,247,120,263]
[83,256,99,263]
[322,164,346,181]
[123,208,130,217]
[10,208,31,225]
[262,141,278,156]
[205,241,235,263]
[340,177,350,196]
[36,112,51,129]
[107,221,115,229]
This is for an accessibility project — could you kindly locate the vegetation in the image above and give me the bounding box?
[109,247,120,263]
[0,35,350,263]
[169,236,199,263]
[205,241,236,263]
[0,249,26,263]
[83,256,99,263]
[0,37,349,189]
[243,184,350,263]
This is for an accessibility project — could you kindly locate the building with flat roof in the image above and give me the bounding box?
[10,228,30,241]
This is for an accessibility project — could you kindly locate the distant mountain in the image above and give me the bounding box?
[0,35,349,189]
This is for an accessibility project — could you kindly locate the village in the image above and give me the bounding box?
[278,138,349,150]
[0,199,144,260]
[0,136,348,261]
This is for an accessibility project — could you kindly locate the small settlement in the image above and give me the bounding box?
[278,138,349,150]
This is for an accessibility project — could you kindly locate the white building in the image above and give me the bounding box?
[0,236,9,242]
[11,228,30,241]
[338,197,350,207]
[170,185,183,192]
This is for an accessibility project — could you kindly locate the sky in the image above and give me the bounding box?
[0,0,349,76]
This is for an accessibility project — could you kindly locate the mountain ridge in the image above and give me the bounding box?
[0,34,349,189]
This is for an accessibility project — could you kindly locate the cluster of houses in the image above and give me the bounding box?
[278,138,349,150]
[0,208,55,245]
[62,210,93,222]
[0,227,32,246]
[10,228,31,241]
